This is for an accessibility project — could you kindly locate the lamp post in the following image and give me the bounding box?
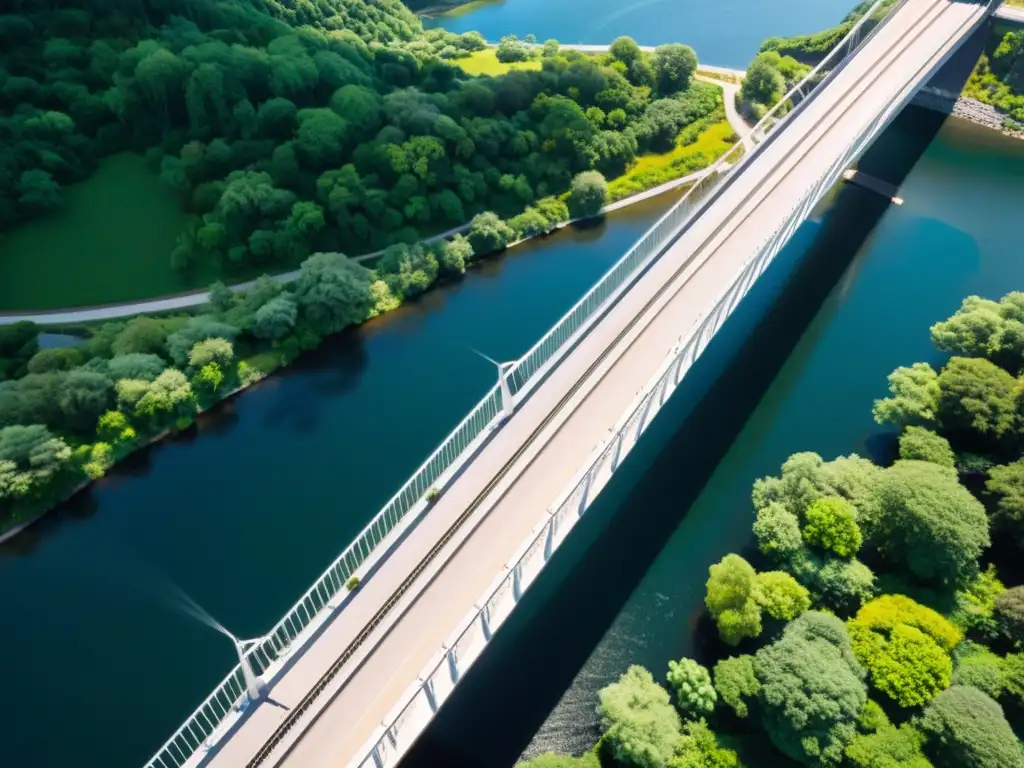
[229,633,265,703]
[471,348,516,421]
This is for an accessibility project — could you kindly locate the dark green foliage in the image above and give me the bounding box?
[106,354,167,382]
[919,686,1024,768]
[294,252,374,335]
[26,347,82,374]
[754,612,866,766]
[870,460,989,588]
[713,655,760,718]
[567,171,607,219]
[985,460,1024,548]
[995,586,1024,644]
[653,44,698,94]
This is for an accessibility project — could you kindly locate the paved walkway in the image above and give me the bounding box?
[197,2,988,766]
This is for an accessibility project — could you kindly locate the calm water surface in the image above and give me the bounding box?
[0,192,684,768]
[424,0,856,68]
[516,116,1024,758]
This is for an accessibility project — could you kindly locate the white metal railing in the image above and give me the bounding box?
[354,2,993,759]
[144,2,900,765]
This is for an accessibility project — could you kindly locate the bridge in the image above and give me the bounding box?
[144,1,993,766]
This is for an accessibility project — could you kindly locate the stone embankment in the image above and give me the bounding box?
[913,86,1024,137]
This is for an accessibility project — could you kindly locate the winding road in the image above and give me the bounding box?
[0,64,749,328]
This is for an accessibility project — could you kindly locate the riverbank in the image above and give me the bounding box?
[912,87,1024,140]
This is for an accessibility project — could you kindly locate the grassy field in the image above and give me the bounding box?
[0,153,216,311]
[608,118,739,202]
[454,49,543,76]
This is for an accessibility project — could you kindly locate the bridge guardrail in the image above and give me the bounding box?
[143,1,900,765]
[354,1,993,759]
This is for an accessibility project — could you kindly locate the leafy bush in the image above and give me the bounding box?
[713,655,759,718]
[898,426,955,468]
[919,686,1024,768]
[666,658,716,717]
[802,496,862,558]
[754,570,810,620]
[705,554,762,646]
[597,665,682,768]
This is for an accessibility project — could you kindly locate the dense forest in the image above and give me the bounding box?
[523,292,1024,768]
[0,0,726,529]
[0,0,712,278]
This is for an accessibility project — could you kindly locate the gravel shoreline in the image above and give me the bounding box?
[912,86,1024,139]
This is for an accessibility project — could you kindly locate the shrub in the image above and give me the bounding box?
[666,658,716,717]
[952,643,1005,700]
[346,576,360,590]
[755,570,810,620]
[919,686,1024,768]
[995,586,1024,645]
[713,655,759,718]
[705,554,762,646]
[898,426,955,467]
[752,502,803,562]
[597,665,681,768]
[567,171,608,219]
[803,496,863,558]
[845,724,932,768]
[26,347,82,374]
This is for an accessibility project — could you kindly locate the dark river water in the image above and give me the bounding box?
[423,0,857,69]
[2,102,1023,768]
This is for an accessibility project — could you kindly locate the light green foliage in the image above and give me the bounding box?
[985,460,1024,548]
[82,442,114,480]
[872,362,939,428]
[802,496,862,558]
[850,595,959,708]
[755,570,810,620]
[610,37,642,67]
[712,655,759,718]
[0,424,71,500]
[672,718,741,768]
[919,686,1024,768]
[467,212,515,256]
[188,338,233,370]
[516,752,599,768]
[950,565,1006,639]
[845,724,933,768]
[192,362,225,396]
[931,293,1024,371]
[705,554,762,646]
[898,426,955,468]
[856,698,890,733]
[1004,653,1024,706]
[936,357,1020,440]
[166,316,239,366]
[134,369,196,426]
[870,460,989,587]
[253,295,298,341]
[753,502,803,562]
[952,643,1005,700]
[567,171,608,219]
[597,665,682,768]
[754,612,866,766]
[751,451,881,525]
[666,658,716,717]
[440,234,473,275]
[294,253,374,336]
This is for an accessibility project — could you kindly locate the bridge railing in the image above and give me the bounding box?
[354,12,943,760]
[144,1,899,765]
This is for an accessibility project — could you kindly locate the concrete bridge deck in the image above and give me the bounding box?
[201,2,989,765]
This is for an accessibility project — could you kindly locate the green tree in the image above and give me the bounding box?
[898,426,956,467]
[802,496,862,558]
[17,170,61,212]
[705,554,763,646]
[666,658,717,717]
[112,317,170,357]
[134,369,196,427]
[597,665,682,768]
[845,725,933,768]
[755,570,810,620]
[740,56,786,109]
[674,719,742,768]
[516,753,598,768]
[754,612,866,766]
[58,370,114,433]
[188,338,234,370]
[985,460,1024,547]
[849,594,960,708]
[952,644,1005,700]
[610,37,642,67]
[712,655,760,718]
[166,316,239,366]
[936,357,1020,441]
[26,348,83,374]
[467,211,515,256]
[872,363,939,427]
[753,502,804,562]
[294,252,374,335]
[919,686,1024,768]
[106,354,167,382]
[567,171,607,219]
[870,460,989,587]
[253,295,298,340]
[653,44,699,93]
[995,586,1024,644]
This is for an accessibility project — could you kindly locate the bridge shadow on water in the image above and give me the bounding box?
[400,105,948,768]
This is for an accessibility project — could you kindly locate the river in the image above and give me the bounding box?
[423,0,857,69]
[394,109,1024,767]
[3,63,1022,768]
